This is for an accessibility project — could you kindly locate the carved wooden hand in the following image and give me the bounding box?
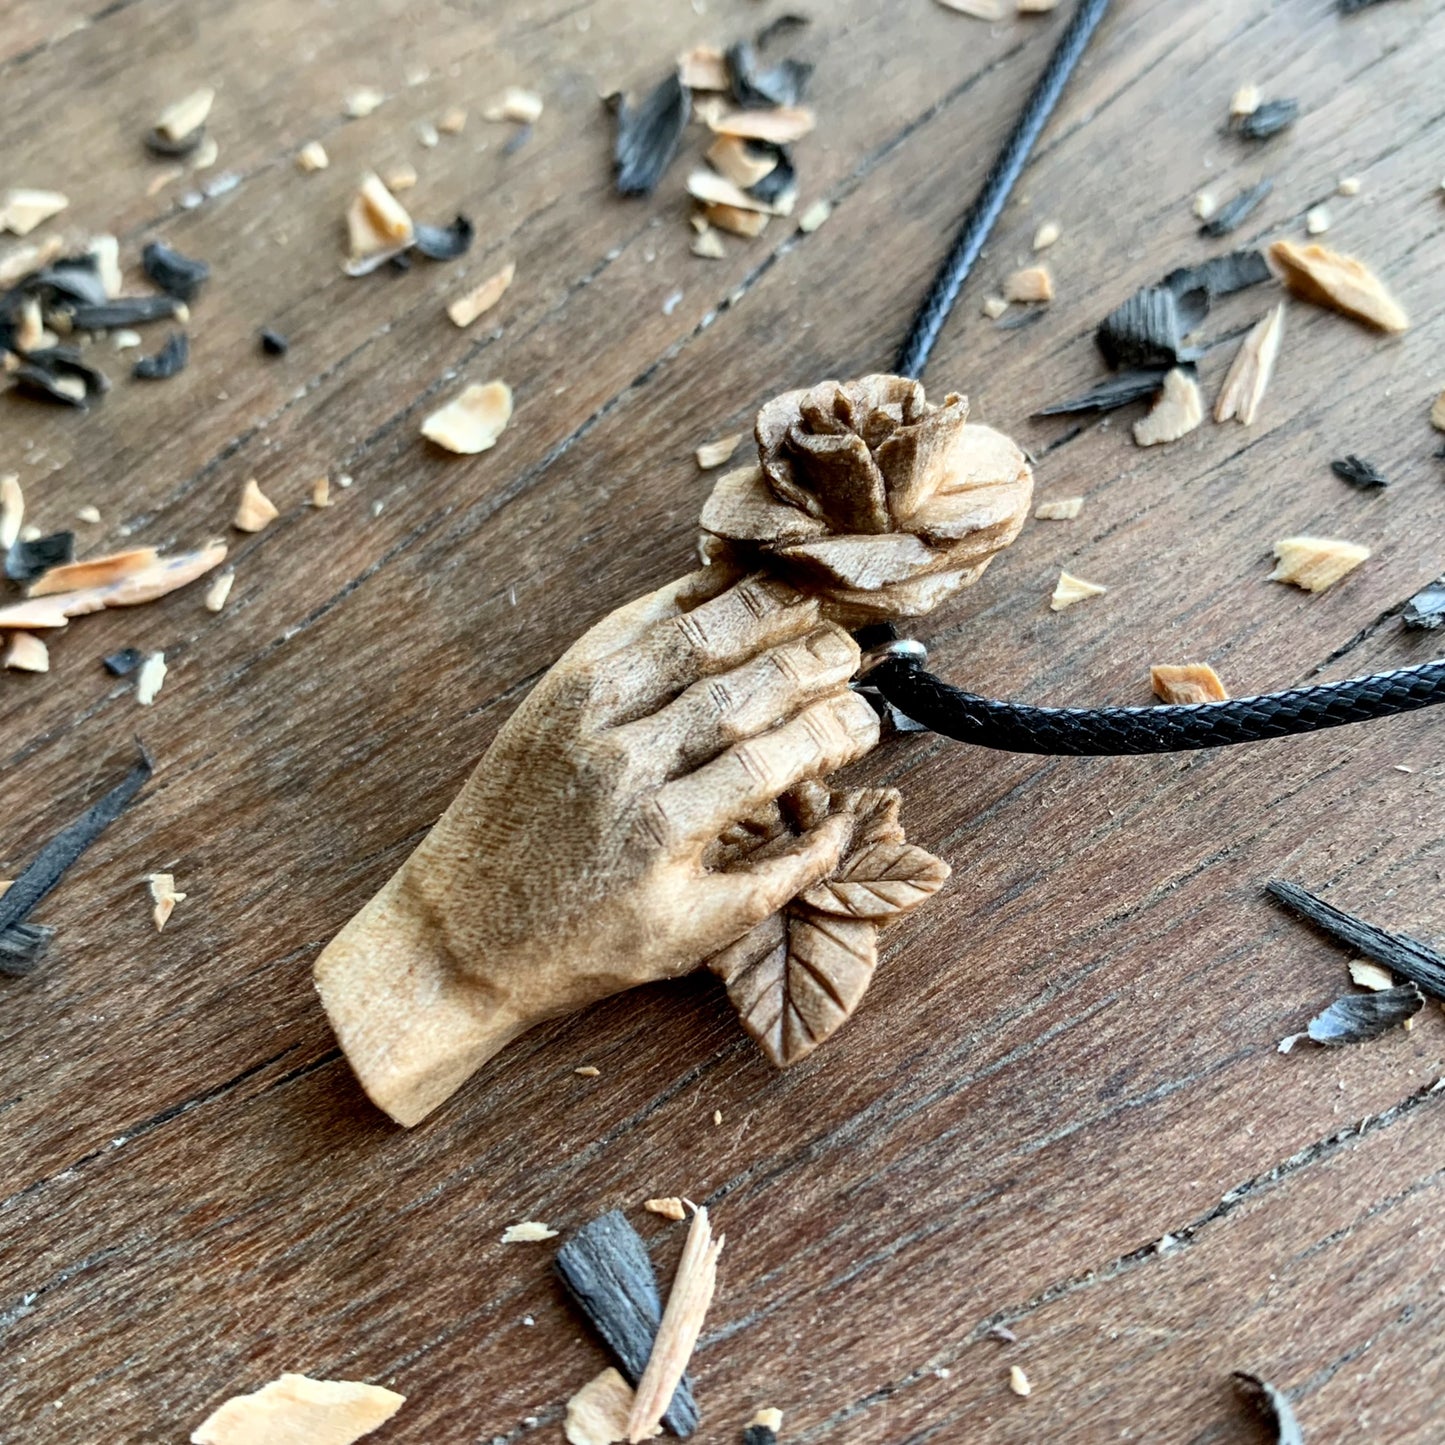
[315,566,880,1125]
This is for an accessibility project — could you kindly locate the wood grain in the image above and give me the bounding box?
[3,0,1444,1440]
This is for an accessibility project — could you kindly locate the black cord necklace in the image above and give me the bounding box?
[870,0,1445,754]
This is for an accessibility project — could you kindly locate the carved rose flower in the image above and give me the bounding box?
[699,374,1033,623]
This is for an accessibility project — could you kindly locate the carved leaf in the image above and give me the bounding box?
[799,838,950,919]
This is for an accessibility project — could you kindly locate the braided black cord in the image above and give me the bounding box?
[894,0,1113,379]
[869,654,1445,755]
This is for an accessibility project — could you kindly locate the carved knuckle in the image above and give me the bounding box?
[637,795,677,852]
[764,645,805,688]
[732,740,776,793]
[672,610,714,658]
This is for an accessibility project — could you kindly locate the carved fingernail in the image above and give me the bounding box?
[832,691,878,739]
[806,627,853,668]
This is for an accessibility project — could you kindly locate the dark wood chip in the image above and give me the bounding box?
[741,1428,778,1445]
[1097,286,1207,369]
[1402,577,1445,630]
[1200,179,1273,238]
[1235,99,1299,140]
[1161,249,1272,300]
[501,122,534,157]
[755,12,811,48]
[1233,1373,1304,1445]
[1037,368,1170,415]
[29,257,110,308]
[555,1210,700,1437]
[726,40,812,109]
[0,749,153,970]
[1330,454,1388,489]
[6,530,75,583]
[1268,879,1445,1001]
[746,144,796,205]
[1339,0,1399,8]
[133,331,189,380]
[141,240,211,301]
[103,647,144,676]
[412,215,474,261]
[1305,983,1423,1045]
[144,125,207,158]
[259,327,289,355]
[10,346,109,406]
[612,71,691,197]
[67,297,183,329]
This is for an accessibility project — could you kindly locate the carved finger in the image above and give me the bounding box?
[647,691,880,849]
[613,623,860,779]
[596,574,822,725]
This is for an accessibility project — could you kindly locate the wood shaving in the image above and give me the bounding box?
[644,1197,687,1221]
[565,1369,654,1445]
[192,134,220,170]
[343,87,385,118]
[1008,1364,1032,1397]
[704,202,768,238]
[28,548,159,598]
[416,121,439,148]
[691,226,727,259]
[705,135,776,190]
[344,172,415,276]
[234,479,280,533]
[678,46,730,92]
[1034,497,1082,520]
[1267,239,1408,333]
[501,1221,557,1242]
[1151,663,1228,704]
[0,235,63,287]
[626,1206,723,1443]
[695,434,743,470]
[686,168,783,216]
[311,477,332,508]
[1,188,70,237]
[205,570,235,613]
[1032,220,1060,251]
[1051,570,1106,610]
[935,0,1004,15]
[797,199,832,233]
[382,164,417,192]
[0,474,22,550]
[447,261,515,328]
[77,505,102,524]
[981,295,1009,319]
[1193,190,1217,220]
[1429,390,1445,432]
[707,107,815,144]
[421,380,513,454]
[1132,367,1203,446]
[1004,266,1052,302]
[1214,302,1284,425]
[190,1373,404,1445]
[90,233,123,296]
[112,329,142,350]
[136,651,167,706]
[1230,83,1260,117]
[1350,960,1395,992]
[3,632,48,673]
[296,141,329,173]
[147,165,184,196]
[1337,176,1361,196]
[156,88,214,144]
[1269,536,1369,592]
[16,296,45,352]
[1017,0,1060,10]
[749,1409,785,1433]
[147,872,187,931]
[573,1064,600,1077]
[712,1109,723,1126]
[1305,205,1331,235]
[437,106,468,134]
[484,88,544,124]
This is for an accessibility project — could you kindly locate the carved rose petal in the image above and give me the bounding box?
[774,531,944,590]
[699,464,828,545]
[822,564,989,624]
[876,392,970,523]
[783,425,890,533]
[907,424,1032,543]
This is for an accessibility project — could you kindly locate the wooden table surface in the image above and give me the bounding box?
[3,0,1444,1440]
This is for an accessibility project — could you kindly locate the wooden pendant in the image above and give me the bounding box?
[313,375,1031,1124]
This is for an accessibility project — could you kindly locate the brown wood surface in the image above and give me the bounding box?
[2,0,1444,1440]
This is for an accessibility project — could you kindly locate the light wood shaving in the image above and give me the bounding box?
[192,134,220,169]
[416,121,439,148]
[147,165,184,196]
[705,135,776,190]
[382,164,417,192]
[565,1369,655,1445]
[205,570,235,613]
[16,295,45,352]
[1214,302,1284,426]
[644,1197,687,1221]
[1032,220,1060,251]
[311,477,332,508]
[1009,1364,1032,1397]
[89,234,122,296]
[156,88,214,143]
[136,651,167,706]
[421,380,513,454]
[936,0,1004,15]
[234,479,280,533]
[344,172,415,276]
[148,872,187,931]
[982,295,1009,319]
[77,505,102,524]
[113,329,142,350]
[1349,960,1395,992]
[749,1409,784,1432]
[1193,190,1217,221]
[687,168,786,216]
[501,1220,557,1242]
[797,199,832,233]
[0,235,63,287]
[0,474,22,550]
[1017,0,1059,10]
[1269,536,1369,592]
[1034,497,1082,520]
[3,632,48,673]
[447,261,515,328]
[28,547,159,598]
[1150,663,1228,704]
[437,106,467,134]
[678,46,730,91]
[484,88,544,124]
[1004,266,1053,302]
[702,202,768,239]
[1429,390,1445,432]
[1337,176,1361,196]
[344,87,386,118]
[1,189,70,237]
[0,881,10,896]
[626,1206,724,1443]
[573,1064,600,1077]
[695,434,743,470]
[1229,83,1260,117]
[691,227,727,259]
[1133,367,1203,446]
[297,141,329,173]
[712,1109,723,1126]
[1267,239,1408,332]
[707,107,815,144]
[190,1372,404,1445]
[1051,571,1106,610]
[1305,205,1330,235]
